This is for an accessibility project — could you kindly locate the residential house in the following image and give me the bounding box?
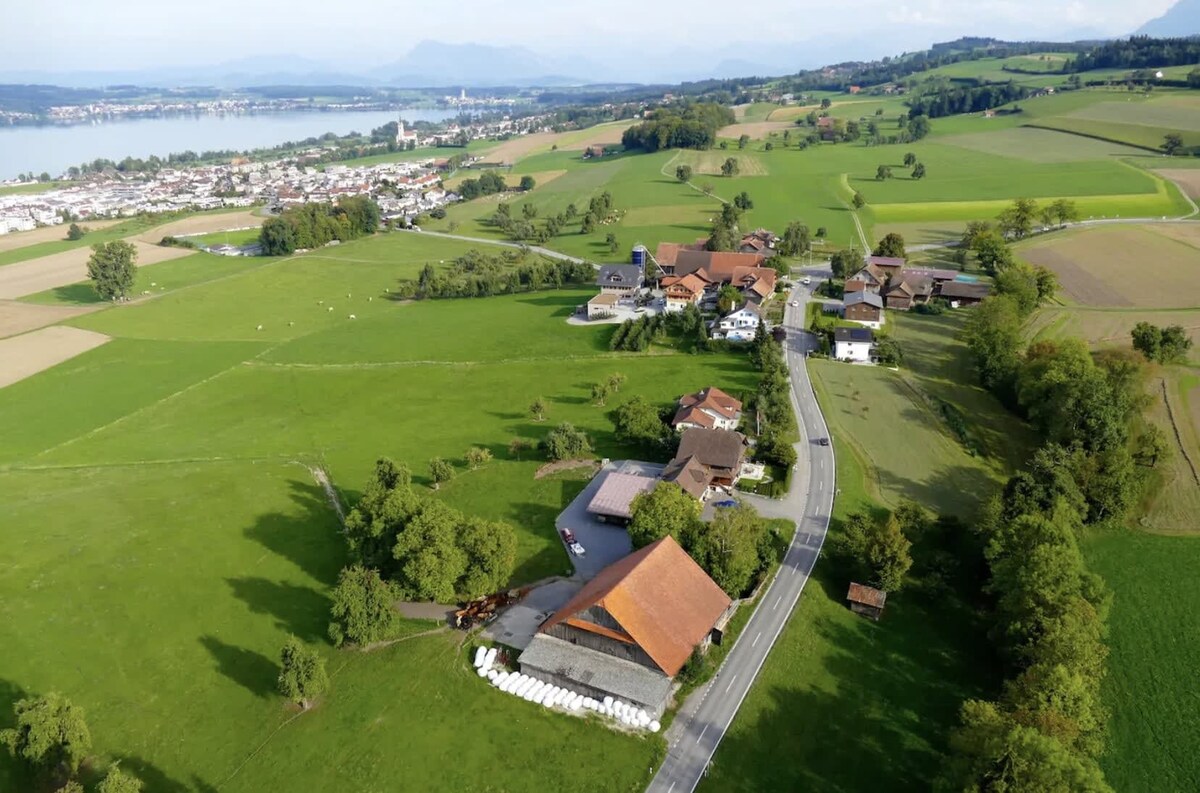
[883,274,933,310]
[584,144,607,158]
[661,273,706,312]
[935,280,991,307]
[834,326,875,362]
[662,427,747,499]
[816,116,836,139]
[732,266,778,305]
[519,535,732,716]
[587,472,658,524]
[713,301,763,342]
[847,582,887,621]
[596,264,643,300]
[738,228,778,257]
[672,387,743,432]
[843,290,884,328]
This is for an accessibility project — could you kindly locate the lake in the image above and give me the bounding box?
[0,108,458,180]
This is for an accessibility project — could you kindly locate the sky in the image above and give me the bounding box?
[2,0,1179,73]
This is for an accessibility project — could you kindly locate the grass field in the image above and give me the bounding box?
[0,231,757,790]
[187,228,264,248]
[938,127,1149,163]
[1025,93,1200,152]
[1018,225,1200,308]
[1084,529,1200,791]
[1141,371,1200,534]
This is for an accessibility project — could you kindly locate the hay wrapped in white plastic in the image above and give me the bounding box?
[603,696,614,709]
[476,667,488,678]
[483,647,498,671]
[493,671,509,687]
[637,709,649,723]
[649,720,661,733]
[487,670,499,682]
[473,647,486,668]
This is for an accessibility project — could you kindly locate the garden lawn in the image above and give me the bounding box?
[1084,529,1200,792]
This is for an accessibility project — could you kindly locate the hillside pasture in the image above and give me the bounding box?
[0,240,194,300]
[0,325,110,388]
[718,121,798,139]
[1142,371,1200,534]
[1018,225,1200,308]
[1029,307,1200,363]
[938,127,1148,163]
[672,149,770,177]
[1156,169,1200,200]
[1025,94,1200,152]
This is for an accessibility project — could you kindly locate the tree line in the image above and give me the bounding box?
[621,102,736,153]
[401,249,595,300]
[906,82,1029,118]
[258,197,381,255]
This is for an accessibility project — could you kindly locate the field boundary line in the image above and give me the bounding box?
[32,346,275,461]
[4,454,305,473]
[1159,378,1200,488]
[246,350,685,369]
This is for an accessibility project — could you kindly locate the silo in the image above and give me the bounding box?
[631,244,647,267]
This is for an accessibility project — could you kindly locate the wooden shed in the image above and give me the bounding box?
[846,582,887,621]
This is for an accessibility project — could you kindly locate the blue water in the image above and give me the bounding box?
[955,274,980,283]
[0,108,457,180]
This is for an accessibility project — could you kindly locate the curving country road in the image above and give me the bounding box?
[647,280,836,793]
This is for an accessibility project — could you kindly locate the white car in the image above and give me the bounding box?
[802,276,812,285]
[569,542,586,557]
[789,300,799,307]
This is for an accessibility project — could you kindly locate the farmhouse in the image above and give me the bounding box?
[713,301,764,342]
[672,387,743,432]
[654,240,706,276]
[584,145,607,159]
[519,535,732,716]
[662,273,706,311]
[843,290,884,327]
[587,472,658,524]
[882,274,933,310]
[847,582,887,621]
[738,229,778,257]
[671,250,766,284]
[732,266,778,305]
[596,264,643,298]
[834,326,875,362]
[663,427,747,499]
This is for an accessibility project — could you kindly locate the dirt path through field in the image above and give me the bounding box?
[0,326,110,389]
[0,301,100,339]
[0,241,193,300]
[0,220,122,253]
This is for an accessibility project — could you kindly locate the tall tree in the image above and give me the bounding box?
[628,482,701,549]
[612,395,665,446]
[690,504,770,597]
[86,241,138,301]
[998,198,1039,239]
[328,565,401,647]
[393,500,468,601]
[97,764,143,793]
[277,637,329,709]
[963,295,1024,391]
[0,693,92,776]
[972,230,1013,275]
[912,162,927,180]
[529,396,548,422]
[872,232,906,259]
[721,157,740,177]
[867,514,913,592]
[675,164,693,182]
[428,458,454,490]
[541,422,592,461]
[777,221,810,256]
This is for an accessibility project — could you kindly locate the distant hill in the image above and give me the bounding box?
[1137,0,1200,35]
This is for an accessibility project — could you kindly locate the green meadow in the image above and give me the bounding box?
[0,232,761,790]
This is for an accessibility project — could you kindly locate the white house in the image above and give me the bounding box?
[834,327,875,362]
[713,302,763,342]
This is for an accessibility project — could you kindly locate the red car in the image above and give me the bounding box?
[560,528,576,544]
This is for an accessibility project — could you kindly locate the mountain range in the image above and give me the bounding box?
[1136,0,1200,35]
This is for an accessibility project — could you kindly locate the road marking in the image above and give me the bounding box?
[725,674,739,694]
[818,459,823,470]
[773,595,782,610]
[696,725,708,743]
[752,631,762,647]
[668,784,676,793]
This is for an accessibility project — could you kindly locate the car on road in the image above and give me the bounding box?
[713,499,738,508]
[569,542,586,557]
[560,528,576,544]
[789,300,799,307]
[802,276,812,285]
[818,437,830,446]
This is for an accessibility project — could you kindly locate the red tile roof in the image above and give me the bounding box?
[847,582,887,609]
[674,250,765,283]
[540,536,731,676]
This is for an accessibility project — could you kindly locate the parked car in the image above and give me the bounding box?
[560,528,576,544]
[802,276,812,285]
[818,437,830,446]
[569,542,586,557]
[714,499,738,508]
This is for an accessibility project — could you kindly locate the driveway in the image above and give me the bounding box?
[556,460,664,580]
[482,579,581,651]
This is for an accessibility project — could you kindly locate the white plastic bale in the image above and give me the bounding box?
[484,647,498,671]
[603,696,614,709]
[473,647,486,668]
[649,720,661,733]
[638,709,649,723]
[487,670,498,682]
[476,668,488,678]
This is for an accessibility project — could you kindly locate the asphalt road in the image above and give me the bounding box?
[647,282,836,793]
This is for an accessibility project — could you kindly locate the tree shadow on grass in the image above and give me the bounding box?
[225,577,332,644]
[198,636,276,700]
[243,477,345,588]
[44,283,101,305]
[506,499,575,584]
[116,755,217,793]
[0,679,34,791]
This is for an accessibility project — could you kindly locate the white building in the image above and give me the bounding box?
[713,302,763,342]
[834,327,875,362]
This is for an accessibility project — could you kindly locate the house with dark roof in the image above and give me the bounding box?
[738,229,778,257]
[663,427,747,499]
[935,280,991,306]
[654,240,707,276]
[844,290,884,327]
[834,326,875,362]
[671,387,743,432]
[883,274,933,310]
[596,264,643,298]
[732,265,778,305]
[519,535,732,715]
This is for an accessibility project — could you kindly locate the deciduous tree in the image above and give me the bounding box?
[612,396,665,446]
[528,397,548,422]
[675,164,693,182]
[277,637,329,709]
[0,693,92,775]
[428,457,454,489]
[628,482,701,549]
[777,221,810,257]
[690,504,770,597]
[541,422,592,461]
[328,565,401,647]
[97,764,143,793]
[720,157,739,177]
[872,232,906,259]
[465,447,493,469]
[912,162,926,180]
[86,240,138,301]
